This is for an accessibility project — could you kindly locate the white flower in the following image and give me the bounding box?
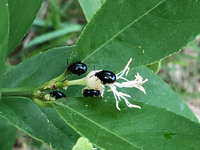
[82,58,148,110]
[106,58,148,110]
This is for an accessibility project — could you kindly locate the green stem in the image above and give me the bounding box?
[35,72,67,90]
[33,98,52,107]
[1,73,85,98]
[53,72,66,82]
[1,88,35,98]
[65,78,86,86]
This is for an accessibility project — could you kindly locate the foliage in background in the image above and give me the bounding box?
[1,0,200,150]
[158,38,200,99]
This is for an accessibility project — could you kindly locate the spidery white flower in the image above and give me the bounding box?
[66,58,148,110]
[106,58,148,110]
[83,58,148,110]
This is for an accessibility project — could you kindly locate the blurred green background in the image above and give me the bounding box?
[5,0,200,149]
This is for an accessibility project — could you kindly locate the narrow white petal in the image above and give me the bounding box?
[118,92,131,98]
[109,85,121,110]
[108,84,141,110]
[120,94,141,109]
[128,103,141,109]
[116,100,121,110]
[125,58,132,76]
[116,58,132,79]
[118,76,130,82]
[114,73,148,94]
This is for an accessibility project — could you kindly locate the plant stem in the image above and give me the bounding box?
[33,98,52,107]
[65,78,86,86]
[36,72,67,89]
[1,88,35,98]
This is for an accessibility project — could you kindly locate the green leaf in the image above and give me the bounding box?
[7,0,42,54]
[0,116,17,150]
[52,98,200,150]
[0,0,9,100]
[146,61,161,73]
[3,46,73,88]
[78,0,103,22]
[72,137,93,150]
[71,0,200,71]
[0,97,79,150]
[25,24,82,48]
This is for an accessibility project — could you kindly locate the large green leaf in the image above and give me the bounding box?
[3,46,73,88]
[52,98,200,150]
[71,0,200,71]
[0,116,17,150]
[0,0,9,100]
[0,97,79,150]
[7,0,42,54]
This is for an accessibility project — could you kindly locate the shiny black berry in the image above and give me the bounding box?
[67,61,87,76]
[95,70,116,84]
[49,91,67,99]
[83,89,101,97]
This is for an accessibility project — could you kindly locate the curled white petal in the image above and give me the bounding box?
[106,58,147,110]
[108,84,141,110]
[116,58,132,79]
[114,73,148,94]
[120,94,141,109]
